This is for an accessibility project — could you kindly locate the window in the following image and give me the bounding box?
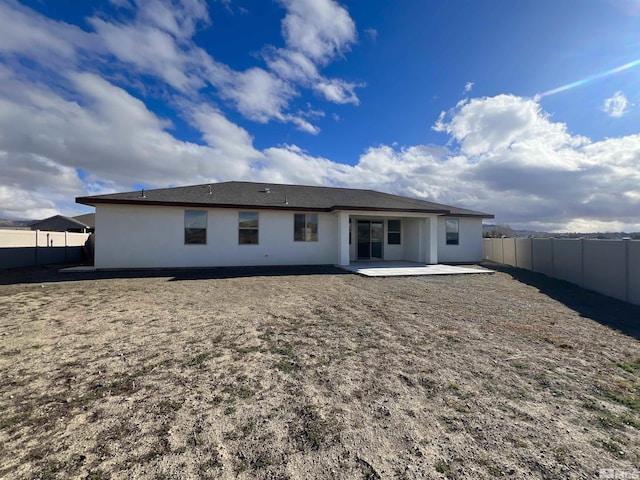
[387,219,401,245]
[294,213,318,242]
[185,210,207,244]
[446,218,459,245]
[239,212,259,244]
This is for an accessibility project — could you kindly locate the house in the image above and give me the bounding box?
[75,181,493,269]
[29,214,95,233]
[71,213,96,231]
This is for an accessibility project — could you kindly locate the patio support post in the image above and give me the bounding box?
[427,216,438,264]
[337,211,350,266]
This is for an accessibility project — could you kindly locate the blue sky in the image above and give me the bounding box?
[1,0,640,231]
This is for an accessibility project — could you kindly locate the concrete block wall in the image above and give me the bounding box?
[583,240,627,302]
[483,237,640,306]
[531,239,553,277]
[0,229,90,269]
[552,239,582,286]
[629,241,640,306]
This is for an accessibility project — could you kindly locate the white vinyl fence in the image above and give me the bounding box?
[483,238,640,306]
[0,229,91,269]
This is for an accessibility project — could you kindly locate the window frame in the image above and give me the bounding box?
[294,213,319,242]
[445,218,460,245]
[238,211,259,245]
[387,219,401,245]
[184,210,207,245]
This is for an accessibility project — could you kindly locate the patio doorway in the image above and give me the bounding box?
[357,220,383,260]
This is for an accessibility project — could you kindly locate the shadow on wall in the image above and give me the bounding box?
[0,246,86,269]
[485,262,640,340]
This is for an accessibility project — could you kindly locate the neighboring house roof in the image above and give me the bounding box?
[30,214,93,232]
[0,219,32,229]
[76,181,494,218]
[72,213,95,228]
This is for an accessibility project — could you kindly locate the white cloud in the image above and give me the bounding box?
[135,0,210,39]
[284,116,321,135]
[260,0,363,113]
[2,65,640,231]
[88,11,213,93]
[253,95,640,232]
[433,95,586,157]
[0,153,83,219]
[0,1,101,63]
[364,28,377,42]
[263,48,319,83]
[602,91,629,118]
[261,0,364,110]
[109,0,133,7]
[278,0,357,65]
[0,0,362,134]
[190,105,263,168]
[464,82,474,93]
[314,79,362,105]
[214,67,297,123]
[0,71,221,218]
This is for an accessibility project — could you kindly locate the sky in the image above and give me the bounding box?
[1,0,640,232]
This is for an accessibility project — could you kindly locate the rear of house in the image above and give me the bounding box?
[76,181,493,269]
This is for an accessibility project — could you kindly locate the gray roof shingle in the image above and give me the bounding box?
[30,215,92,231]
[76,181,493,218]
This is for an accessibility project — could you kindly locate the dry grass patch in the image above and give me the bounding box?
[0,265,638,479]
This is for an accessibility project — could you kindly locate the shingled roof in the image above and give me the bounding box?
[76,181,493,218]
[29,214,93,232]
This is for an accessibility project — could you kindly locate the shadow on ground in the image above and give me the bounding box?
[484,262,640,340]
[0,264,348,286]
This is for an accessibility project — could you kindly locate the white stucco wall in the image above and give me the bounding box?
[94,206,486,268]
[95,205,339,268]
[403,218,422,263]
[437,217,483,263]
[384,218,404,261]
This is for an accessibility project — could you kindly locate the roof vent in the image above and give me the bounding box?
[139,189,146,198]
[208,184,213,194]
[264,187,271,194]
[284,194,289,205]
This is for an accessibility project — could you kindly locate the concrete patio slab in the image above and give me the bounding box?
[338,262,494,277]
[59,266,98,273]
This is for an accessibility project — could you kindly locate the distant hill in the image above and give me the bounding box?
[0,219,33,229]
[483,224,640,239]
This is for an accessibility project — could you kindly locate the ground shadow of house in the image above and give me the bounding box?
[487,263,640,340]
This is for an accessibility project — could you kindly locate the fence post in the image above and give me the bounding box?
[530,238,534,272]
[580,238,585,287]
[514,238,518,268]
[550,238,555,278]
[35,229,40,266]
[65,231,68,263]
[624,238,630,303]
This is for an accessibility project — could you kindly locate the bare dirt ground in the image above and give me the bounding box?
[0,264,638,479]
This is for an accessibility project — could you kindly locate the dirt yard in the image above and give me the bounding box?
[0,265,639,479]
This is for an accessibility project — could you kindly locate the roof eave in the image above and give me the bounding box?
[75,197,332,212]
[454,213,495,219]
[76,197,494,218]
[329,205,450,214]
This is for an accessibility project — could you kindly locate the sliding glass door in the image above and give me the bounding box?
[357,220,383,260]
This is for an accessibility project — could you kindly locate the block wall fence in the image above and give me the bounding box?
[0,229,90,269]
[483,237,640,306]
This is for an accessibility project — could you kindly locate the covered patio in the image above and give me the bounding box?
[337,261,493,277]
[337,212,440,266]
